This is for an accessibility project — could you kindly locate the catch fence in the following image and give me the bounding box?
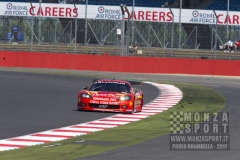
[0,3,240,59]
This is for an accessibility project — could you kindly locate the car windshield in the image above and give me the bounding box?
[89,81,131,93]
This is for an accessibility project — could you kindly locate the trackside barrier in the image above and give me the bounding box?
[0,51,240,76]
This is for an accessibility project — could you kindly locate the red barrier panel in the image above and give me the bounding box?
[1,51,240,76]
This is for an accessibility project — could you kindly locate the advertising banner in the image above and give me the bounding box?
[0,2,240,25]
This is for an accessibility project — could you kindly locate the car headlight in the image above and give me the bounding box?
[81,93,91,98]
[119,96,131,101]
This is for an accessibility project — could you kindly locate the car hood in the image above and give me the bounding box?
[89,91,126,101]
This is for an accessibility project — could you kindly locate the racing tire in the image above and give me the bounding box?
[139,97,144,112]
[131,96,143,113]
[138,99,143,112]
[131,100,137,114]
[135,100,143,113]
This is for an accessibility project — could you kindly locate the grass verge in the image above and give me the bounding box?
[0,82,225,160]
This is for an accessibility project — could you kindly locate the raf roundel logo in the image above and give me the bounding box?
[6,3,13,10]
[98,6,104,13]
[192,10,199,17]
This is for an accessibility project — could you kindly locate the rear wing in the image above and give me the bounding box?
[93,79,100,83]
[128,81,142,86]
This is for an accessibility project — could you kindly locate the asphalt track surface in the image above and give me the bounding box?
[0,68,240,160]
[0,70,159,140]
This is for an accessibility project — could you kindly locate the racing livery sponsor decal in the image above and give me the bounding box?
[92,97,117,101]
[94,81,126,84]
[136,95,142,99]
[89,100,120,105]
[129,101,133,106]
[91,93,118,97]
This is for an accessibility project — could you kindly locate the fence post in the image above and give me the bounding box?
[30,3,34,52]
[74,4,78,53]
[131,0,135,43]
[101,22,103,45]
[120,4,125,56]
[38,0,42,44]
[70,21,72,44]
[84,0,88,45]
[178,0,182,49]
[169,7,174,57]
[226,0,229,41]
[164,23,166,48]
[213,9,218,59]
[195,25,198,49]
[54,20,57,43]
[124,5,130,56]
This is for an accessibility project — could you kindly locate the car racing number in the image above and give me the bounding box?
[99,105,108,108]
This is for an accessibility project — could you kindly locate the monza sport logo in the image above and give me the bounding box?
[192,10,199,17]
[169,111,230,151]
[98,6,104,13]
[6,3,13,10]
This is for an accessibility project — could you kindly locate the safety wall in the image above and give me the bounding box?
[0,51,240,76]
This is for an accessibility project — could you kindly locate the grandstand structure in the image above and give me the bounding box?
[0,0,239,51]
[207,0,240,11]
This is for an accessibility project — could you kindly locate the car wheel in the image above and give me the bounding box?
[131,100,137,114]
[77,106,82,111]
[135,99,143,113]
[138,99,143,112]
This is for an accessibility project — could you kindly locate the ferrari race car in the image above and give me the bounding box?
[77,79,144,113]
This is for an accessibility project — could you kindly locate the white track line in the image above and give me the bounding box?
[0,140,44,146]
[0,82,183,151]
[55,127,104,132]
[101,118,142,122]
[9,135,67,142]
[72,124,117,128]
[0,147,18,151]
[112,115,148,118]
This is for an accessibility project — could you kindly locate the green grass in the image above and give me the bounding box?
[0,82,225,160]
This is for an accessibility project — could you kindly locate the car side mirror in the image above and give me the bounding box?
[83,86,89,90]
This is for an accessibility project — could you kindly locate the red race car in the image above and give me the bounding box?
[77,79,144,113]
